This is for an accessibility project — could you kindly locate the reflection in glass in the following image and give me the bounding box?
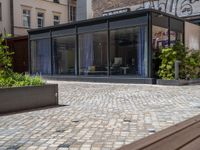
[170,31,183,46]
[152,25,169,50]
[79,31,108,75]
[152,25,169,77]
[170,18,184,46]
[53,36,76,75]
[110,26,148,77]
[31,39,51,75]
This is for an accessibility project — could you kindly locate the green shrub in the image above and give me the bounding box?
[0,36,45,88]
[0,73,44,88]
[158,48,177,80]
[184,50,200,79]
[0,37,14,75]
[158,41,200,80]
[158,42,186,80]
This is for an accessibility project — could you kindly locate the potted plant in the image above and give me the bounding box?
[157,42,200,86]
[0,36,58,114]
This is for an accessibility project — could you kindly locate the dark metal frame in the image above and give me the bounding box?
[28,9,185,78]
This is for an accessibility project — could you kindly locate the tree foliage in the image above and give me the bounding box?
[0,36,44,87]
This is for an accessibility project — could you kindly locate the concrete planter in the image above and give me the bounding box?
[0,84,58,114]
[157,79,200,86]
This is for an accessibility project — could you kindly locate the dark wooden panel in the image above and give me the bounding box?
[6,36,28,73]
[13,39,28,73]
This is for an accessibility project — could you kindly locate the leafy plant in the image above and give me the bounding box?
[0,72,44,88]
[0,36,45,88]
[184,50,200,79]
[158,41,200,80]
[158,48,177,80]
[0,37,14,76]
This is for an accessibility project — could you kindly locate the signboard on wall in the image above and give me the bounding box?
[102,8,131,17]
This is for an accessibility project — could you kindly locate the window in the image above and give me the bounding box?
[23,9,31,28]
[53,0,59,3]
[31,39,51,75]
[69,6,76,22]
[152,13,169,77]
[110,26,148,77]
[0,3,2,21]
[54,15,60,25]
[170,18,184,46]
[53,36,76,75]
[37,12,44,28]
[79,31,108,75]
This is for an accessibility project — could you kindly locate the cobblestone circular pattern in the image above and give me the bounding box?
[0,81,200,150]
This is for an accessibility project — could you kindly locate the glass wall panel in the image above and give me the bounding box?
[53,36,76,75]
[170,18,184,46]
[110,26,148,77]
[31,39,51,75]
[152,25,169,50]
[79,31,108,75]
[152,13,169,77]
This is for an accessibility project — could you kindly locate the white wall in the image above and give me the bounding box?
[0,0,11,35]
[185,22,200,50]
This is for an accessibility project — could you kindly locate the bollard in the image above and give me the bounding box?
[175,60,181,80]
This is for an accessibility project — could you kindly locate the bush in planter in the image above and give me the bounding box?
[0,36,44,88]
[158,41,200,80]
[158,48,177,80]
[158,42,186,80]
[0,73,44,88]
[184,50,200,79]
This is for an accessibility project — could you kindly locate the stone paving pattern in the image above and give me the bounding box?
[0,81,200,150]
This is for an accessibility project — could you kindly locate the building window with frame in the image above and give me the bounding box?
[37,12,44,28]
[0,3,2,21]
[69,6,76,22]
[23,9,31,28]
[54,15,60,25]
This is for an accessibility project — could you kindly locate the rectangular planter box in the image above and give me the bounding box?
[157,79,200,86]
[0,84,58,114]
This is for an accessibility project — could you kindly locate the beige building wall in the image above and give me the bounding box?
[185,22,200,50]
[0,0,11,35]
[13,0,69,36]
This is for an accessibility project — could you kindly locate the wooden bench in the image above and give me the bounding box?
[118,115,200,150]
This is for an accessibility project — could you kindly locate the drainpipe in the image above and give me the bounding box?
[10,0,14,36]
[175,0,179,16]
[68,0,71,22]
[175,60,181,80]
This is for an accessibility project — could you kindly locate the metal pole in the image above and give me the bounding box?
[175,60,181,80]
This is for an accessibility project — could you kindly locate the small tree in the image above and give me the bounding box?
[0,36,14,76]
[0,35,44,87]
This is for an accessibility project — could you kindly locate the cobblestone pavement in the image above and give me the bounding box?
[0,81,200,150]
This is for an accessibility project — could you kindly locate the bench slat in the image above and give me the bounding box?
[143,122,200,150]
[118,115,200,150]
[180,137,200,150]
